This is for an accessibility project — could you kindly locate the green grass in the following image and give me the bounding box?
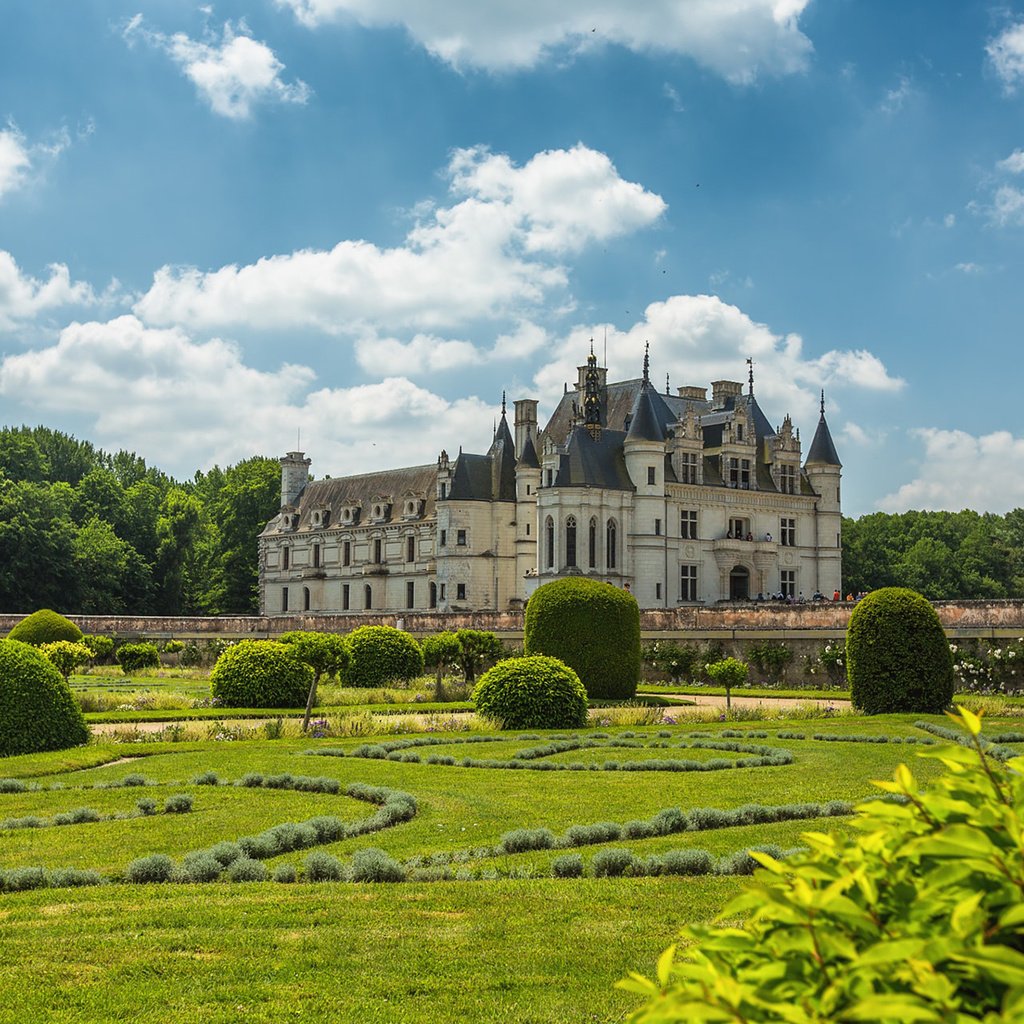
[0,711,1004,1022]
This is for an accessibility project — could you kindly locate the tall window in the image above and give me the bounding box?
[457,529,467,546]
[565,515,577,568]
[780,518,796,547]
[456,583,466,600]
[680,564,698,601]
[313,544,320,568]
[440,482,447,499]
[680,510,698,539]
[440,529,447,547]
[343,541,351,566]
[342,584,350,611]
[679,452,698,484]
[606,519,617,570]
[728,458,751,488]
[780,570,796,598]
[364,584,372,609]
[429,582,437,609]
[406,581,415,609]
[282,587,289,611]
[303,587,310,611]
[374,538,382,563]
[647,466,656,485]
[654,518,662,536]
[545,516,555,568]
[588,518,597,569]
[282,547,290,570]
[779,464,797,494]
[407,535,416,562]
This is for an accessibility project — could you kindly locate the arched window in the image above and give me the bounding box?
[588,518,597,569]
[429,582,437,609]
[606,519,618,570]
[303,586,310,611]
[545,516,555,569]
[565,515,577,568]
[364,584,372,610]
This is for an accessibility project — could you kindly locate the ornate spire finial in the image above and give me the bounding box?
[642,342,650,387]
[820,389,825,416]
[665,372,670,395]
[747,357,754,396]
[501,390,507,417]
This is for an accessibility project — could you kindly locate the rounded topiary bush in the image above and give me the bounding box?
[342,625,424,688]
[846,587,954,714]
[210,640,312,708]
[524,578,640,699]
[472,655,589,729]
[115,642,160,675]
[0,639,89,757]
[7,609,83,647]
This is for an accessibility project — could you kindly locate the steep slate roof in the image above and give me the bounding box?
[625,384,668,443]
[552,427,633,490]
[806,412,842,467]
[516,431,540,469]
[261,463,437,535]
[446,416,518,503]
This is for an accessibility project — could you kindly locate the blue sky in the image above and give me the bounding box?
[2,1,1024,517]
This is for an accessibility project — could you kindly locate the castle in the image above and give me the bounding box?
[258,347,842,614]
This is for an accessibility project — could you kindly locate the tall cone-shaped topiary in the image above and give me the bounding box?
[0,639,90,756]
[846,587,954,714]
[524,578,640,699]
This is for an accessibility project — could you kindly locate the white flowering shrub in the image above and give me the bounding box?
[950,637,1024,694]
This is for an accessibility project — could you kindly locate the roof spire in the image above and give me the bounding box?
[642,341,650,388]
[747,357,754,396]
[665,372,670,395]
[501,390,507,417]
[820,389,825,416]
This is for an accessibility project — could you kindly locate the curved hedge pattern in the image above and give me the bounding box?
[210,640,312,708]
[846,587,954,714]
[0,639,90,757]
[524,578,640,699]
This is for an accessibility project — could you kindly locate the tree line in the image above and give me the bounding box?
[2,425,1023,613]
[0,426,280,615]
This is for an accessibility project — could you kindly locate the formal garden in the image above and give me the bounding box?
[1,585,1022,1022]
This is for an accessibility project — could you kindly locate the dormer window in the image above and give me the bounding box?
[339,504,360,526]
[779,465,797,495]
[311,508,331,528]
[736,423,744,442]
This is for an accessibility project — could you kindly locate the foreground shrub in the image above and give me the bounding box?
[125,854,174,884]
[115,642,160,675]
[163,794,193,814]
[524,578,640,699]
[0,639,89,757]
[499,827,556,854]
[472,655,588,730]
[227,857,267,882]
[1,866,48,892]
[82,634,114,663]
[7,609,83,646]
[304,850,344,882]
[591,848,637,877]
[343,626,423,688]
[847,587,954,714]
[551,854,584,879]
[454,629,504,683]
[349,848,406,883]
[621,708,1024,1022]
[210,640,312,708]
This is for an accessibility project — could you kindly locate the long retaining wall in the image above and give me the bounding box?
[2,600,1023,643]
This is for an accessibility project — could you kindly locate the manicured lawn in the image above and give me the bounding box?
[1,713,1016,1022]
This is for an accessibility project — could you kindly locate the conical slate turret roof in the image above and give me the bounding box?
[805,392,842,467]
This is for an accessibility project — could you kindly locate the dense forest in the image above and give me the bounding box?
[0,426,280,615]
[1,425,1023,614]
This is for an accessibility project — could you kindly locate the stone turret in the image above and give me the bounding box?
[280,451,311,509]
[803,391,843,594]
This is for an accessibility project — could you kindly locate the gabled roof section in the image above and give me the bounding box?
[553,427,633,490]
[805,393,842,467]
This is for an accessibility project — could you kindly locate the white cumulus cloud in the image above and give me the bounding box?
[0,315,498,477]
[0,123,73,202]
[133,144,665,333]
[878,428,1024,513]
[276,0,813,82]
[0,251,98,331]
[987,22,1024,93]
[124,16,310,119]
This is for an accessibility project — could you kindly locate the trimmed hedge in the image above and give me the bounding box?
[524,578,640,699]
[342,625,423,688]
[0,639,90,757]
[115,642,160,675]
[210,640,312,708]
[7,609,83,646]
[472,655,589,729]
[846,587,954,714]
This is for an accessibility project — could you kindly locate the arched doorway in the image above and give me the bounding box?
[729,565,750,600]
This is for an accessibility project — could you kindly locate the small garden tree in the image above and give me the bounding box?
[620,708,1024,1023]
[0,639,89,756]
[7,609,83,646]
[40,640,93,682]
[455,629,503,684]
[115,641,160,675]
[82,634,115,664]
[524,578,640,699]
[472,655,588,729]
[279,631,350,731]
[421,631,461,701]
[210,640,312,708]
[846,586,954,714]
[706,656,748,710]
[342,625,424,688]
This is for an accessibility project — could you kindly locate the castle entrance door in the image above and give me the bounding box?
[729,565,750,601]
